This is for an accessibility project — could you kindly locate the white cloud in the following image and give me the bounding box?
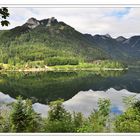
[1,7,140,38]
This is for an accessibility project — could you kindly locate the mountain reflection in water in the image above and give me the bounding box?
[1,88,140,117]
[0,69,140,105]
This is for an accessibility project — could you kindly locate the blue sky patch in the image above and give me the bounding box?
[107,7,131,18]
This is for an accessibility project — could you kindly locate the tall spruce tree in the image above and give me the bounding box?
[10,96,42,132]
[10,96,27,132]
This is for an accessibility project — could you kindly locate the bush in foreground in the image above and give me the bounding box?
[114,100,140,132]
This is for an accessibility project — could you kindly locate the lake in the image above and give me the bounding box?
[0,69,140,116]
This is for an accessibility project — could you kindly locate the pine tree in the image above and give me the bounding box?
[24,99,42,132]
[10,96,42,132]
[45,99,74,132]
[10,96,27,132]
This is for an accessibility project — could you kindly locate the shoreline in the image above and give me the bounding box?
[0,67,128,72]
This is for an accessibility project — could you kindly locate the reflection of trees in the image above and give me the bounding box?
[0,70,130,104]
[99,70,126,77]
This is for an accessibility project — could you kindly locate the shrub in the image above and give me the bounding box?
[114,100,140,132]
[44,57,79,66]
[114,107,140,132]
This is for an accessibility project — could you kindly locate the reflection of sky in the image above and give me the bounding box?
[111,106,122,115]
[0,88,140,117]
[0,92,15,103]
[63,88,140,116]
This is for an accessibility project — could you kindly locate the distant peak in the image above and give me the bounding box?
[104,34,112,38]
[26,17,39,25]
[27,17,38,22]
[49,17,56,22]
[116,36,127,42]
[25,17,59,29]
[26,17,40,29]
[46,17,58,26]
[39,17,58,27]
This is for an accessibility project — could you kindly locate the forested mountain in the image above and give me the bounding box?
[0,17,139,66]
[0,17,109,65]
[84,33,140,64]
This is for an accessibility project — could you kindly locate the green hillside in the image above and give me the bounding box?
[0,17,109,69]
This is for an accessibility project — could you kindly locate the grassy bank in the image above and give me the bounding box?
[0,60,127,72]
[49,62,127,71]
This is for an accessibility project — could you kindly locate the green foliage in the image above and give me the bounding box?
[48,99,66,121]
[98,98,111,117]
[26,61,44,68]
[10,96,27,132]
[50,61,126,71]
[0,98,111,133]
[10,96,42,132]
[44,57,79,66]
[44,99,74,132]
[98,60,126,69]
[2,97,140,133]
[114,107,140,132]
[23,99,43,132]
[133,100,140,112]
[72,112,85,132]
[123,95,137,108]
[0,19,109,68]
[0,108,11,132]
[0,7,10,26]
[114,99,140,133]
[0,20,126,70]
[0,63,4,70]
[78,99,111,132]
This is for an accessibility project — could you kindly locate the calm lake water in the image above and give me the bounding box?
[0,69,140,116]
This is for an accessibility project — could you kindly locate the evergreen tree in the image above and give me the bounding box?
[45,99,74,132]
[24,99,43,132]
[10,96,42,132]
[10,96,27,132]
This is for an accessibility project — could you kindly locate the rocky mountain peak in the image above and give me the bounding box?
[26,17,40,29]
[104,34,112,38]
[40,17,58,27]
[47,17,58,26]
[116,36,127,42]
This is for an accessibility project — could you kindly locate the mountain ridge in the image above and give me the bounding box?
[0,17,140,65]
[84,33,140,62]
[0,17,109,66]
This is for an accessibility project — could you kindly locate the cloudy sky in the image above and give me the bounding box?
[1,7,140,38]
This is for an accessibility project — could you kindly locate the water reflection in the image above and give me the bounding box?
[63,88,140,116]
[1,88,140,117]
[0,69,140,104]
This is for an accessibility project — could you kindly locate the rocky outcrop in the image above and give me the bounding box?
[26,17,40,29]
[116,36,127,42]
[40,17,58,26]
